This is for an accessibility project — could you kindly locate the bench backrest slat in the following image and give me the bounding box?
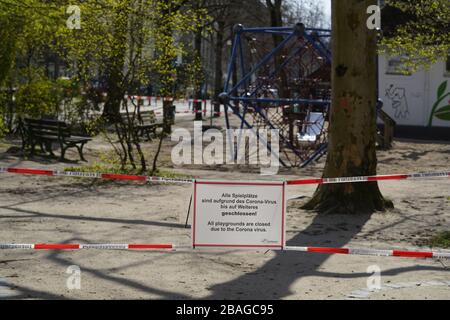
[24,119,71,139]
[121,111,156,125]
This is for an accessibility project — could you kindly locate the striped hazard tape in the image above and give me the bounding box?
[286,171,450,185]
[154,110,196,115]
[0,244,174,250]
[0,243,448,259]
[1,168,448,260]
[1,167,448,186]
[1,167,193,185]
[126,95,209,104]
[285,246,450,259]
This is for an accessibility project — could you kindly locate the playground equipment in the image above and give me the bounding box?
[219,23,332,167]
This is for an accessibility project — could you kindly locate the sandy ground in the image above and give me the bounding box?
[0,114,449,300]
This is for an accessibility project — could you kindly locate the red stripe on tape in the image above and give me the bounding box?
[393,250,433,259]
[7,168,54,176]
[307,247,350,254]
[367,175,408,182]
[101,174,147,182]
[287,178,323,185]
[35,244,80,250]
[128,244,173,249]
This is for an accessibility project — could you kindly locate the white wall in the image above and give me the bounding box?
[379,55,450,128]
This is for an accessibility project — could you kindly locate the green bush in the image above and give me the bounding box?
[0,116,6,138]
[15,79,59,118]
[429,231,450,249]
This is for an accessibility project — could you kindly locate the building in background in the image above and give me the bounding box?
[379,55,450,138]
[379,2,450,140]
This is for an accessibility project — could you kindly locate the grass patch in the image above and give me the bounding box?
[429,231,450,249]
[64,149,192,179]
[0,141,12,149]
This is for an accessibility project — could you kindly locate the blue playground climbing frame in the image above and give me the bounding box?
[220,23,332,167]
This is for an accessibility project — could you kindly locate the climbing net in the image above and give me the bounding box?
[220,23,331,167]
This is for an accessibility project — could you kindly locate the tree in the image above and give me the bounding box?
[0,0,207,171]
[0,4,23,85]
[283,0,329,29]
[54,0,208,172]
[102,0,131,121]
[0,0,66,134]
[203,0,268,116]
[303,0,393,214]
[266,0,289,97]
[0,2,23,135]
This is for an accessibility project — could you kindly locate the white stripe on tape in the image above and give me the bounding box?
[323,177,368,184]
[79,244,129,250]
[147,177,194,184]
[0,244,34,249]
[54,171,102,178]
[284,246,308,252]
[0,167,6,173]
[409,172,449,179]
[433,251,450,259]
[349,248,393,257]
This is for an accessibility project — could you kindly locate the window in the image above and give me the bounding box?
[445,54,450,77]
[386,56,412,76]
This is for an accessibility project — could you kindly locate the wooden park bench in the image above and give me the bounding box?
[121,111,164,140]
[21,118,92,161]
[376,101,396,150]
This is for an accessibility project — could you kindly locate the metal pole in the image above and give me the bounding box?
[185,194,193,228]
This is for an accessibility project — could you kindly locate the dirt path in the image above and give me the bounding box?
[0,138,449,300]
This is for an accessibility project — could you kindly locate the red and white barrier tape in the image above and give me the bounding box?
[287,171,450,185]
[127,96,177,102]
[0,244,173,250]
[154,110,196,115]
[1,243,448,259]
[2,168,448,259]
[0,167,193,185]
[285,246,450,259]
[126,95,208,104]
[1,167,448,186]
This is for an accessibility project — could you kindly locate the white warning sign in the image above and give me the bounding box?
[192,180,285,249]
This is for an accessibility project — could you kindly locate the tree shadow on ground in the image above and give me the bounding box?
[0,206,187,230]
[1,138,87,165]
[204,212,372,299]
[48,245,192,299]
[204,211,447,299]
[0,279,68,300]
[1,148,81,165]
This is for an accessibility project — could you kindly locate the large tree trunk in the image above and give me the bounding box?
[266,0,288,98]
[194,29,203,121]
[213,20,225,118]
[156,0,181,133]
[267,0,283,45]
[303,0,393,214]
[102,1,129,121]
